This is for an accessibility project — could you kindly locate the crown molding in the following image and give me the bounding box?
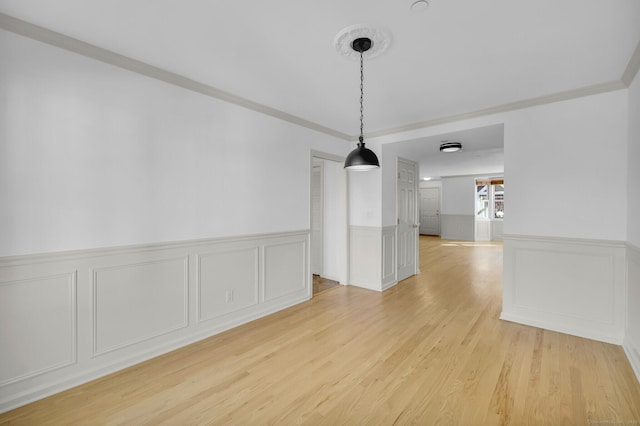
[622,39,640,87]
[0,13,351,141]
[364,80,626,140]
[1,13,637,144]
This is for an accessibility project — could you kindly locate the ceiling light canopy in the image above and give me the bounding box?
[440,141,462,153]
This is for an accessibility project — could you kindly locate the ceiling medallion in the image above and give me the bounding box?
[333,24,392,60]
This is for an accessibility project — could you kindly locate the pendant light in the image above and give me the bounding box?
[344,37,380,171]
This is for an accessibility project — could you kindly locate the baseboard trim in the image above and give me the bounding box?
[381,280,399,291]
[623,335,640,385]
[500,312,623,345]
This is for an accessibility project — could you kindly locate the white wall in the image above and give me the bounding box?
[419,180,442,190]
[440,176,476,240]
[625,67,640,382]
[371,89,629,241]
[348,139,383,227]
[441,176,475,215]
[504,91,628,240]
[0,29,348,257]
[628,73,640,247]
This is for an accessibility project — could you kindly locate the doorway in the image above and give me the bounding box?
[419,187,441,236]
[310,151,348,295]
[397,158,419,282]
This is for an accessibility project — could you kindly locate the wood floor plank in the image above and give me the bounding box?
[1,236,639,425]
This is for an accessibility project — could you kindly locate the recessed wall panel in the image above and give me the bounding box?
[198,248,259,322]
[0,273,76,385]
[263,241,306,301]
[513,249,613,324]
[502,235,626,344]
[382,229,396,286]
[93,257,188,355]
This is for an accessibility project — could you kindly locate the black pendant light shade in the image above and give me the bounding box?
[345,37,380,171]
[345,138,380,171]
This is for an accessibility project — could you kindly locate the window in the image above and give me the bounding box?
[476,178,504,219]
[476,184,489,219]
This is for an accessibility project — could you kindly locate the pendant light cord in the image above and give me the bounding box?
[359,50,364,144]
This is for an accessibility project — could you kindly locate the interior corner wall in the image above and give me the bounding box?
[628,73,640,248]
[624,68,640,382]
[0,29,347,257]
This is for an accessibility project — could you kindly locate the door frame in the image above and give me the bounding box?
[310,158,324,276]
[310,150,349,292]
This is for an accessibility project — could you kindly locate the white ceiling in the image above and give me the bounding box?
[386,124,504,179]
[1,0,638,177]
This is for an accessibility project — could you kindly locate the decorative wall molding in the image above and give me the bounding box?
[197,247,259,323]
[0,230,309,413]
[441,214,475,241]
[263,240,308,302]
[91,257,190,356]
[349,226,383,291]
[0,272,77,386]
[349,226,398,291]
[381,226,397,290]
[501,234,626,345]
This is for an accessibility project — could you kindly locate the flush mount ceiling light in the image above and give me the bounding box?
[335,25,391,171]
[440,141,463,153]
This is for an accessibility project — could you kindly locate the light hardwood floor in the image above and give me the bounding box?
[2,236,639,425]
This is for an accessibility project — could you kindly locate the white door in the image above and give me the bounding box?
[397,159,419,282]
[419,187,440,236]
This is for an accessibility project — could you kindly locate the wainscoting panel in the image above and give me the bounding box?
[501,234,626,344]
[0,272,76,386]
[381,226,397,290]
[624,243,640,383]
[349,226,382,291]
[349,226,399,291]
[0,230,309,413]
[92,257,189,355]
[197,247,259,322]
[440,214,475,241]
[263,240,307,302]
